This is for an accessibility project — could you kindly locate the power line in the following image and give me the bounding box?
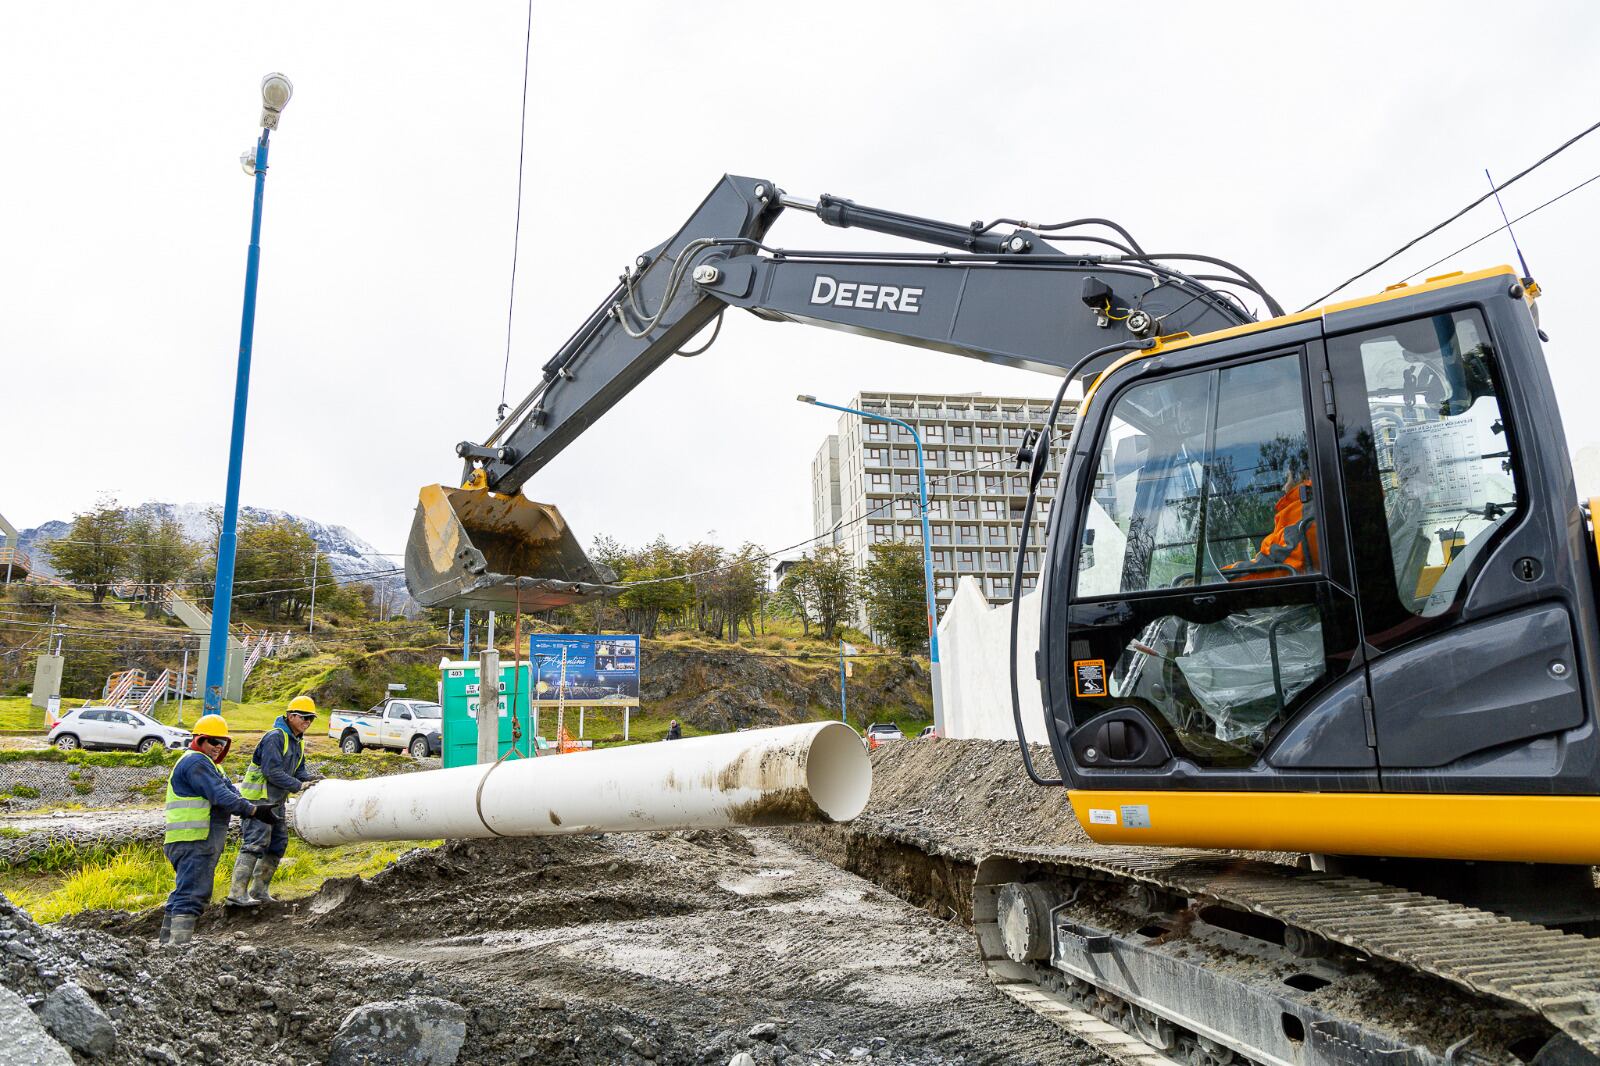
[1301,116,1600,310]
[32,537,401,557]
[1400,167,1600,283]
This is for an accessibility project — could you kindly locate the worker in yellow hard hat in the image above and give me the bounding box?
[226,695,320,906]
[161,714,276,947]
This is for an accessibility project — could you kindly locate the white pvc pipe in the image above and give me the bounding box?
[291,721,870,846]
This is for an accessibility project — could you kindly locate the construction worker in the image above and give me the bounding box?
[666,719,682,741]
[227,695,319,906]
[1223,463,1317,581]
[162,714,275,947]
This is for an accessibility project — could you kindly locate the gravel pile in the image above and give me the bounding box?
[4,876,721,1065]
[850,739,1091,861]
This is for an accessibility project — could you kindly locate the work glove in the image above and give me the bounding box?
[250,804,281,826]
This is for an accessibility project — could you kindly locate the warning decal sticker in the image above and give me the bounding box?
[1074,659,1107,697]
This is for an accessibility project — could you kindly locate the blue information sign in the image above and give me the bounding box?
[528,634,640,707]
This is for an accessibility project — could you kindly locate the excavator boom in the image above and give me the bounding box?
[408,174,1258,610]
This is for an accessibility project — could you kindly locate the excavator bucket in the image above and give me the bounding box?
[404,485,617,611]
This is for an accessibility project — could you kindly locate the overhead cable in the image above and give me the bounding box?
[1400,168,1600,283]
[497,0,535,421]
[1301,116,1600,310]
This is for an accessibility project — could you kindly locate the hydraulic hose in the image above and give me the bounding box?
[1008,339,1155,787]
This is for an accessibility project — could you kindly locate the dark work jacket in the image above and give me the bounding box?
[251,716,312,804]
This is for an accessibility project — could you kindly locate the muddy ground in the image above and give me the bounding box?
[5,821,1109,1065]
[0,739,1145,1066]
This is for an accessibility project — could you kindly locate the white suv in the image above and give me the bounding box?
[47,707,191,753]
[864,722,905,751]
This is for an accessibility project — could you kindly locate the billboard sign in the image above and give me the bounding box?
[528,634,640,707]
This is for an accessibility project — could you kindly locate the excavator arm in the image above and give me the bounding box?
[407,173,1265,610]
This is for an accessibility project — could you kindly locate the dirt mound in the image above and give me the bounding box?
[854,738,1089,860]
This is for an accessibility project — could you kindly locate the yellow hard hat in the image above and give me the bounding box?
[287,695,318,717]
[192,714,231,739]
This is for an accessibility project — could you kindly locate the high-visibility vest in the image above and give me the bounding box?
[240,726,303,802]
[164,750,227,844]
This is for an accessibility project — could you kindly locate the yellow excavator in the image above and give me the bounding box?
[406,176,1600,1064]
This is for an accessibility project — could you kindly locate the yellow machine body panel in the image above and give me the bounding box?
[1068,790,1600,865]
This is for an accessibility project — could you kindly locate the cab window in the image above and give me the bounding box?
[1077,352,1316,597]
[1328,309,1519,621]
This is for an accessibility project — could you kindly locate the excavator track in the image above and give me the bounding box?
[974,845,1600,1064]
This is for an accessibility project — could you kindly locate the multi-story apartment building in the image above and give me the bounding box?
[809,391,1076,611]
[810,434,842,544]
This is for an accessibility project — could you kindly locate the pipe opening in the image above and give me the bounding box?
[807,722,872,822]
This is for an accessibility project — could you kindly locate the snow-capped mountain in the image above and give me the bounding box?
[17,501,413,613]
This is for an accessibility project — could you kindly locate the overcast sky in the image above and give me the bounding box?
[4,3,1599,565]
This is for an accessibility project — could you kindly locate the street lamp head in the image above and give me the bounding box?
[797,394,817,405]
[259,72,293,130]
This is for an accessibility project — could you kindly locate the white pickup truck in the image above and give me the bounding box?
[329,699,443,758]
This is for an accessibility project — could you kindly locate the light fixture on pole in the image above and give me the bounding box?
[798,395,945,736]
[201,73,293,715]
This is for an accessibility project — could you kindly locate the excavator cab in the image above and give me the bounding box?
[404,483,616,612]
[1040,265,1600,868]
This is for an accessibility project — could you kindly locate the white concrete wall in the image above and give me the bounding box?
[936,576,1051,743]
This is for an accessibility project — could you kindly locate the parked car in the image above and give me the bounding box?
[917,726,938,739]
[47,707,191,753]
[864,722,905,750]
[329,699,442,758]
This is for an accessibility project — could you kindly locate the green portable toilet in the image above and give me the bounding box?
[438,658,534,768]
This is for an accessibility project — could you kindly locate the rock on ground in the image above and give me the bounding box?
[327,996,468,1065]
[38,981,117,1057]
[0,985,73,1066]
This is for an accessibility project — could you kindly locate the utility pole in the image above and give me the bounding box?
[202,73,293,715]
[556,647,568,750]
[838,640,848,722]
[307,554,317,633]
[462,609,472,659]
[477,646,500,765]
[487,611,496,649]
[176,647,189,726]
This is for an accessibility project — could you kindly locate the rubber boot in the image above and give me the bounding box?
[166,913,197,948]
[248,856,280,904]
[225,853,260,906]
[157,912,172,947]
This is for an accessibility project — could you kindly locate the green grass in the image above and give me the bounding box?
[0,745,175,768]
[0,697,51,731]
[3,837,441,923]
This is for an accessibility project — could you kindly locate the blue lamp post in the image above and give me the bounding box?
[202,73,293,715]
[799,395,944,735]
